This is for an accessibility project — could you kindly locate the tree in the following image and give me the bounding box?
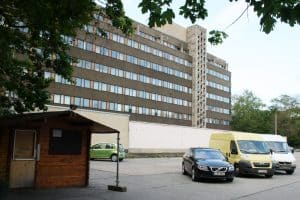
[0,0,98,114]
[136,0,300,45]
[1,0,300,115]
[271,95,300,110]
[270,95,300,139]
[231,90,273,133]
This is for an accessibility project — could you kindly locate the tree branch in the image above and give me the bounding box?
[224,3,250,31]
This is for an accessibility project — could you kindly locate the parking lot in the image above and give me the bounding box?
[5,152,300,200]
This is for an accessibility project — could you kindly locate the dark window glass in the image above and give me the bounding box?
[49,129,82,155]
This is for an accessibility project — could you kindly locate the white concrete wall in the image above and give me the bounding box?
[129,121,226,153]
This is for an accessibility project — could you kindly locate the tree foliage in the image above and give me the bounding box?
[231,90,273,133]
[137,0,300,45]
[232,91,300,147]
[270,95,300,145]
[0,0,97,114]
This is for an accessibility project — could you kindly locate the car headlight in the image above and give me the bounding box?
[198,165,209,171]
[228,165,235,171]
[241,154,249,160]
[272,161,279,166]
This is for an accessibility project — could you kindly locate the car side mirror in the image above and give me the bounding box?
[225,157,229,162]
[270,149,273,154]
[291,148,294,154]
[231,149,238,155]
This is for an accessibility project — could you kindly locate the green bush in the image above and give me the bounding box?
[287,135,300,148]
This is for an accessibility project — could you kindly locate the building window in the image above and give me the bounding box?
[77,39,84,49]
[74,97,81,106]
[85,42,93,51]
[83,98,89,107]
[49,129,82,155]
[54,94,60,104]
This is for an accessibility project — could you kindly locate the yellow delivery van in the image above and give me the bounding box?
[209,132,274,178]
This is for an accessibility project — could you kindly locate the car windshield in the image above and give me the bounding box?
[237,140,270,154]
[194,149,225,160]
[265,141,289,153]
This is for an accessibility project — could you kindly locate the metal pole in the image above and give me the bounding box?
[108,132,126,192]
[116,132,120,187]
[275,112,277,135]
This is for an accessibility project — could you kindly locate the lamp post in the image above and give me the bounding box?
[274,111,277,135]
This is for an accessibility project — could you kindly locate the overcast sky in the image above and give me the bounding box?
[123,0,300,105]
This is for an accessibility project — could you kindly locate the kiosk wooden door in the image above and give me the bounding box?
[10,130,37,188]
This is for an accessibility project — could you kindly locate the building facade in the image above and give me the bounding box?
[47,14,231,130]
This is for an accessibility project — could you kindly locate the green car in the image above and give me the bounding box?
[90,143,125,162]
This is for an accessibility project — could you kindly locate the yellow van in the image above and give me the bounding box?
[209,132,274,178]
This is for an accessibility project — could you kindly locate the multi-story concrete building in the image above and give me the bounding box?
[47,14,231,130]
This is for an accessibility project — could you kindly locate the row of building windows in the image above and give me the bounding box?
[206,118,230,126]
[71,40,192,94]
[77,28,193,81]
[90,15,192,67]
[47,72,192,107]
[207,69,230,81]
[73,53,192,93]
[207,60,226,70]
[207,93,230,103]
[137,31,156,41]
[83,25,192,68]
[207,81,230,92]
[53,94,192,120]
[207,105,230,114]
[138,31,189,54]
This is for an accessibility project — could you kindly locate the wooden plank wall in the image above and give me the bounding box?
[35,119,89,188]
[0,129,9,183]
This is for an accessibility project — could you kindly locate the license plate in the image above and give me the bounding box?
[214,172,225,176]
[258,170,267,174]
[280,166,291,170]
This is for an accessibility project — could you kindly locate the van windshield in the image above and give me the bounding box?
[265,141,289,153]
[237,140,270,154]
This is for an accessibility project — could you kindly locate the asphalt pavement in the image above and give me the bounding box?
[4,153,300,200]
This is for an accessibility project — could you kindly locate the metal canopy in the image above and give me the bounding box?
[0,110,120,134]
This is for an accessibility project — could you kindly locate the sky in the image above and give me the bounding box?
[123,0,300,105]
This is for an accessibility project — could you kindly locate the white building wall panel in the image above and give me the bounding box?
[129,121,226,153]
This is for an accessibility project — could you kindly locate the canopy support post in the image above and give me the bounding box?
[108,132,127,192]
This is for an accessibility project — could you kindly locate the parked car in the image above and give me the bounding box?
[182,147,235,182]
[90,143,125,162]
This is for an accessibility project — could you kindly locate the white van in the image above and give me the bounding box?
[261,134,296,174]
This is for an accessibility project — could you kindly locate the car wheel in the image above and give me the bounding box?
[265,173,273,178]
[111,154,118,162]
[182,163,187,175]
[226,178,234,182]
[286,170,294,175]
[191,167,197,182]
[119,158,124,162]
[234,163,240,177]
